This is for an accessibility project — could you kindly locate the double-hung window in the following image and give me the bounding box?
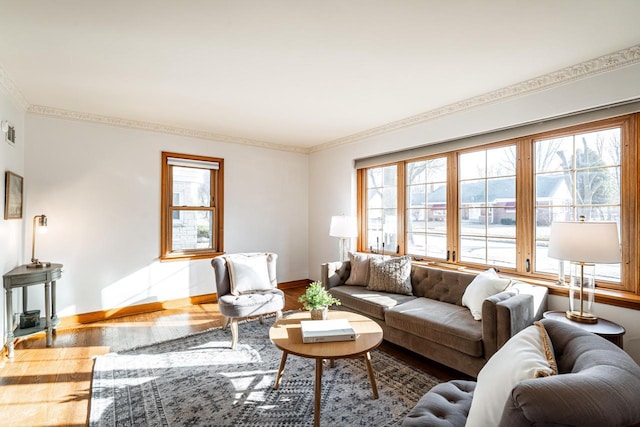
[356,113,638,300]
[161,152,224,261]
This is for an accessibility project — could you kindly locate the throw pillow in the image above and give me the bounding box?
[226,253,273,296]
[367,256,412,296]
[465,323,557,427]
[461,268,511,320]
[345,252,387,286]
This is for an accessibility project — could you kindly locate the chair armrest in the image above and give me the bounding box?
[320,261,351,289]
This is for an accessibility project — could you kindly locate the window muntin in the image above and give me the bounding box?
[357,115,636,297]
[366,165,398,253]
[161,152,223,261]
[406,157,447,259]
[534,127,622,283]
[458,145,517,268]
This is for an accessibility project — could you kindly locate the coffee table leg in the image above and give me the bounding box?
[364,352,379,399]
[315,358,323,427]
[274,351,288,390]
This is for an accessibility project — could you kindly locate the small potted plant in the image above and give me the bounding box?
[298,281,341,320]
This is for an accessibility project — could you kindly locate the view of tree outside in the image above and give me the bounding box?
[458,145,517,267]
[171,166,214,251]
[367,165,398,253]
[534,127,621,282]
[405,157,447,259]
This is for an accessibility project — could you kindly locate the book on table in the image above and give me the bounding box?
[300,318,356,343]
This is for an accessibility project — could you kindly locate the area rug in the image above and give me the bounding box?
[90,316,440,426]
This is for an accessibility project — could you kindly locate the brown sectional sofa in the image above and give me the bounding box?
[321,260,548,377]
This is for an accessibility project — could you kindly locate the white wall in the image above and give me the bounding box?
[24,115,309,316]
[0,86,25,347]
[309,62,640,362]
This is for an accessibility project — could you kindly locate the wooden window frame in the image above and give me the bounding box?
[357,113,640,306]
[160,151,224,261]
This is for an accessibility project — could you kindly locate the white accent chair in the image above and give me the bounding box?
[211,253,284,349]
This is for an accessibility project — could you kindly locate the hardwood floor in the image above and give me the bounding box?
[0,286,466,427]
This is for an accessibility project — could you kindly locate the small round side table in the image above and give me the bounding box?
[543,310,625,349]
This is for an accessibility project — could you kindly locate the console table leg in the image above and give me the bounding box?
[5,288,14,358]
[44,282,52,347]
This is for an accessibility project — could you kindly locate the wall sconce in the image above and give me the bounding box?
[27,214,51,268]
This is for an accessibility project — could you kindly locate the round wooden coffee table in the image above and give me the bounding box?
[269,310,383,427]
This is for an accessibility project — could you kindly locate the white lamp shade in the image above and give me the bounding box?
[548,221,621,264]
[329,216,358,238]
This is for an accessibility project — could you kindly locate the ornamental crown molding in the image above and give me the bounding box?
[310,44,640,153]
[26,105,310,154]
[12,44,640,154]
[0,63,30,111]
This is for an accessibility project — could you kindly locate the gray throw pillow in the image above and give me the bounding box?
[367,256,413,295]
[345,252,387,286]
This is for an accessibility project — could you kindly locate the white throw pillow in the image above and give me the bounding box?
[465,322,557,427]
[226,254,273,296]
[461,268,510,320]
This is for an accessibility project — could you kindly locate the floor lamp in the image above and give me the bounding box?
[548,216,621,324]
[329,216,358,262]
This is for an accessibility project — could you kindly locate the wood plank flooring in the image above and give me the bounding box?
[0,286,466,427]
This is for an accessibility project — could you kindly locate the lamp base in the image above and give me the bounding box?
[27,261,51,269]
[566,310,598,324]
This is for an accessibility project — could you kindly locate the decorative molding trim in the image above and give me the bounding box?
[14,45,640,154]
[0,64,29,111]
[27,105,311,154]
[310,44,640,153]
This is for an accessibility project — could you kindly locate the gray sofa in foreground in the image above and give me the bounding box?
[321,260,548,377]
[403,319,640,427]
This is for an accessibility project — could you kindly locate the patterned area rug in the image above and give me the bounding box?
[90,316,440,426]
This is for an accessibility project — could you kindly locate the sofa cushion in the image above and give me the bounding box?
[367,256,413,295]
[462,268,511,320]
[466,323,557,427]
[385,298,483,357]
[411,266,476,305]
[328,285,416,320]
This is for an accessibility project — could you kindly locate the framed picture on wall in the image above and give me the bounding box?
[4,171,23,220]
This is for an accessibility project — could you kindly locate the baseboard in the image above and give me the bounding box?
[59,279,310,328]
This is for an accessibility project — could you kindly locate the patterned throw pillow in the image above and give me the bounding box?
[367,256,413,296]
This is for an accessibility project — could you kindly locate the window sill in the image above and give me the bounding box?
[411,259,640,310]
[160,251,224,262]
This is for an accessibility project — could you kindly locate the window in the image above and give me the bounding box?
[161,152,224,261]
[458,145,517,268]
[533,127,622,283]
[357,114,638,299]
[406,157,448,260]
[364,164,399,254]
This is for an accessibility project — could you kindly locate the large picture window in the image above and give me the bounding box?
[161,152,224,261]
[357,114,638,300]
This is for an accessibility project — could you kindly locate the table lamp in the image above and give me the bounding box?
[329,215,358,262]
[27,214,51,268]
[548,216,621,323]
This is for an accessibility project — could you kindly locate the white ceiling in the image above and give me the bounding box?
[1,1,640,152]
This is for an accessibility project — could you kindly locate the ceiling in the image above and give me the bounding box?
[1,1,640,152]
